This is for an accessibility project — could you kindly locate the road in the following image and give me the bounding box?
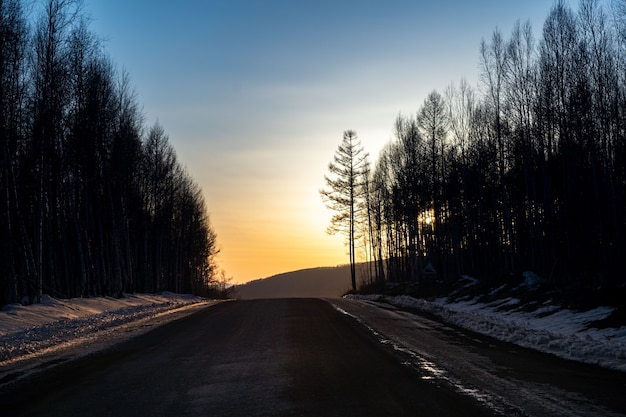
[1,298,625,416]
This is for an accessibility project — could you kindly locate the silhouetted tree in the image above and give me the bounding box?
[417,90,449,277]
[0,0,221,305]
[320,130,369,291]
[0,0,30,304]
[356,0,626,297]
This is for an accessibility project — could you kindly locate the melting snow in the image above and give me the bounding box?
[0,292,215,365]
[347,293,626,372]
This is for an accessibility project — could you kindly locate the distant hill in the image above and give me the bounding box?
[234,265,353,299]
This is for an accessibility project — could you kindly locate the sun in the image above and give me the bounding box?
[418,209,435,226]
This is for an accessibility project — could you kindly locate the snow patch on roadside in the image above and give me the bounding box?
[0,292,212,363]
[346,294,626,372]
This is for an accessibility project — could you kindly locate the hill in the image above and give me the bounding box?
[234,266,353,299]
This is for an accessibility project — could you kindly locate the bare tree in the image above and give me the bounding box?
[446,79,476,274]
[320,130,369,292]
[481,28,516,273]
[417,90,449,275]
[30,0,82,301]
[505,20,541,270]
[0,0,31,304]
[392,115,427,282]
[349,0,626,298]
[0,0,222,305]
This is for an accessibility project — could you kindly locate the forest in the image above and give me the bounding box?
[324,0,626,297]
[0,0,220,306]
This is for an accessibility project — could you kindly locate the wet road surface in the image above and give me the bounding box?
[331,298,626,417]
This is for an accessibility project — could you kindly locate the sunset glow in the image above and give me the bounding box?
[85,0,575,283]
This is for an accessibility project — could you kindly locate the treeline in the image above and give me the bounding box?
[353,0,626,291]
[0,0,220,305]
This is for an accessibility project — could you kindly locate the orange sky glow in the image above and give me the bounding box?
[87,0,567,284]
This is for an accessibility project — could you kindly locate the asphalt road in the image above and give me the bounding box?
[1,298,625,416]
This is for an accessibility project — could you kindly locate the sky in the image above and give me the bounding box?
[82,0,575,284]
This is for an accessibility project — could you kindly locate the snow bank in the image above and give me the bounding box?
[347,294,626,372]
[0,292,210,363]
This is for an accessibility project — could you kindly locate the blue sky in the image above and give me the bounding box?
[84,0,575,283]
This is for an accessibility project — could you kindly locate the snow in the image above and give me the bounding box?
[347,289,626,373]
[0,292,219,367]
